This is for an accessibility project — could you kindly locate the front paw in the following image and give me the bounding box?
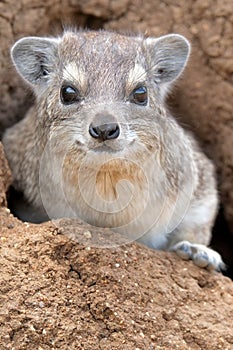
[170,241,225,271]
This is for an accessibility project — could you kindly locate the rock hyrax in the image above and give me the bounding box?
[3,30,224,270]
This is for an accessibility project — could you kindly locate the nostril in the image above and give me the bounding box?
[107,123,120,140]
[89,123,120,141]
[89,125,100,139]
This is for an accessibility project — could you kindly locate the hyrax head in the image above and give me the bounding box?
[11,30,190,158]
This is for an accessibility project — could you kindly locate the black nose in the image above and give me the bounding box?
[89,122,120,141]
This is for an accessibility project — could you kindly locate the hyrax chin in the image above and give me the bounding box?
[3,29,224,270]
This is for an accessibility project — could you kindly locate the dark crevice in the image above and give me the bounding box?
[211,206,233,280]
[49,13,106,35]
[6,186,49,223]
[69,264,82,279]
[85,15,106,30]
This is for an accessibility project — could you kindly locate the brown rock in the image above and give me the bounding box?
[0,212,233,349]
[0,142,12,207]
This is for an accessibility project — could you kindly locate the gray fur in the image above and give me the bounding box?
[3,30,224,271]
[145,34,190,84]
[11,37,59,86]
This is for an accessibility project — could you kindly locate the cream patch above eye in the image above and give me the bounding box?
[127,64,147,90]
[63,62,86,87]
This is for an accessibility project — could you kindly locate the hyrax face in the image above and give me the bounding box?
[11,31,191,228]
[12,30,190,153]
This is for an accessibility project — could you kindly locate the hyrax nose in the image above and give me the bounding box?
[89,122,120,141]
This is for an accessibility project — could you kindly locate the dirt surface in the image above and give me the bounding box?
[1,1,233,349]
[1,219,233,350]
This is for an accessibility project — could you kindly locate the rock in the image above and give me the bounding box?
[0,217,233,349]
[0,142,12,207]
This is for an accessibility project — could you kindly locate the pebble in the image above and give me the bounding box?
[83,230,92,239]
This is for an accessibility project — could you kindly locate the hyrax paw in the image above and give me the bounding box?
[170,241,225,271]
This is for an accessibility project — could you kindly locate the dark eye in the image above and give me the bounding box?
[130,86,148,106]
[60,85,81,105]
[40,65,49,76]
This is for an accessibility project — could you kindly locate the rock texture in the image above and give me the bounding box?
[0,144,12,207]
[0,1,233,349]
[1,218,233,350]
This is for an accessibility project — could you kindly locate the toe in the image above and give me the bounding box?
[193,251,210,268]
[171,241,192,260]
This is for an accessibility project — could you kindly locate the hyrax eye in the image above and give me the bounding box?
[60,85,81,105]
[130,86,148,106]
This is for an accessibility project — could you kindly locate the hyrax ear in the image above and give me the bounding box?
[11,37,59,86]
[145,34,190,84]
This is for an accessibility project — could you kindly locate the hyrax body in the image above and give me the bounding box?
[3,30,224,270]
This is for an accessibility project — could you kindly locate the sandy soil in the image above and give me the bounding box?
[1,203,233,349]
